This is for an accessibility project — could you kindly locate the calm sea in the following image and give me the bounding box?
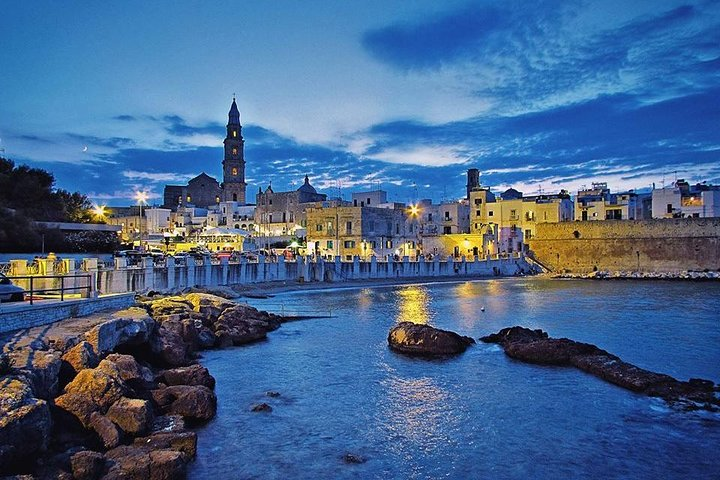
[189,278,720,479]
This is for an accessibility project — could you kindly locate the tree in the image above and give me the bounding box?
[55,189,93,223]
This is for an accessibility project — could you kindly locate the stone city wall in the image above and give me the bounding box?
[527,218,720,273]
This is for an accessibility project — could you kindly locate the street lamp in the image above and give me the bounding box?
[135,191,148,252]
[92,204,107,219]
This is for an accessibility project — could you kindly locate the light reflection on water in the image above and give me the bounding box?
[394,285,433,324]
[190,278,720,480]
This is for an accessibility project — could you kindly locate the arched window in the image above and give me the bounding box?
[232,147,238,155]
[231,167,238,176]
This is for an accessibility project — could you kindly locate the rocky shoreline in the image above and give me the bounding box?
[481,326,720,412]
[549,270,720,280]
[0,288,285,479]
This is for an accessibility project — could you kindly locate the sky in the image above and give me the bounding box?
[1,0,718,206]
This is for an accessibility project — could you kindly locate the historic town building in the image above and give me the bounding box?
[162,97,247,210]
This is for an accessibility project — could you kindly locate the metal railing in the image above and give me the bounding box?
[6,274,92,305]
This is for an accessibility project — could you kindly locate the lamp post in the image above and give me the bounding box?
[135,191,148,252]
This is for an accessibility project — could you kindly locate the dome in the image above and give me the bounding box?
[296,175,317,194]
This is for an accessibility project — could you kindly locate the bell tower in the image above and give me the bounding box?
[222,96,247,203]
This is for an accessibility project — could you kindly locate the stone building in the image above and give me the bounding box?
[255,176,327,238]
[306,204,410,260]
[575,182,645,221]
[162,98,247,210]
[469,188,573,254]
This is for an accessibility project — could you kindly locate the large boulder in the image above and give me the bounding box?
[143,296,194,319]
[150,327,189,367]
[84,308,155,356]
[159,365,215,389]
[184,292,236,322]
[9,348,63,400]
[0,377,52,470]
[104,354,155,391]
[70,450,106,480]
[61,341,99,378]
[54,360,127,427]
[89,412,122,449]
[154,385,216,422]
[106,397,153,436]
[213,305,282,346]
[104,445,186,480]
[388,322,475,356]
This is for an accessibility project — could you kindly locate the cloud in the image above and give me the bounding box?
[121,170,197,183]
[362,4,508,71]
[113,115,137,122]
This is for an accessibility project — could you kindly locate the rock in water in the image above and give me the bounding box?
[481,326,720,411]
[388,322,475,356]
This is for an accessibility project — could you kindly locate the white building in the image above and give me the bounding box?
[652,180,720,218]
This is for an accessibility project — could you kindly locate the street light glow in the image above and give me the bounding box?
[92,204,106,217]
[408,204,420,217]
[135,191,148,204]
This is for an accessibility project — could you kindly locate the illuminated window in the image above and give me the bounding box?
[232,147,238,155]
[232,167,238,176]
[187,195,191,203]
[232,130,237,138]
[215,196,220,203]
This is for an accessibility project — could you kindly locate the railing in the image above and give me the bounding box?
[7,274,92,305]
[0,262,9,275]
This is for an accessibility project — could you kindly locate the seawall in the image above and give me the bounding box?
[527,218,720,273]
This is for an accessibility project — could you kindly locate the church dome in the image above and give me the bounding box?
[296,175,317,194]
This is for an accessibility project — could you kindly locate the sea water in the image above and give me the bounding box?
[189,278,720,479]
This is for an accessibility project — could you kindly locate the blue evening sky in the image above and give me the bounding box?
[1,0,718,206]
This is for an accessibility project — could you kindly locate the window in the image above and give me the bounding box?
[269,199,272,205]
[232,130,237,138]
[667,203,673,214]
[510,209,517,219]
[428,213,433,221]
[488,211,494,217]
[474,198,482,205]
[476,210,481,216]
[215,196,220,203]
[344,240,355,248]
[327,240,333,249]
[443,226,451,234]
[346,221,352,234]
[353,199,358,206]
[231,167,238,176]
[233,193,237,201]
[386,240,392,248]
[371,241,377,248]
[232,147,238,155]
[444,211,450,220]
[269,214,273,223]
[525,229,532,239]
[396,224,400,234]
[367,198,371,205]
[316,224,323,231]
[187,195,191,203]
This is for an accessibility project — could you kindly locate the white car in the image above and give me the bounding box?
[0,273,25,302]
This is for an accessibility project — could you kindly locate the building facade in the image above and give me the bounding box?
[255,176,327,238]
[651,180,720,218]
[306,204,411,260]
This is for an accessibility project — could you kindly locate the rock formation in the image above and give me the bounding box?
[388,322,475,356]
[0,291,287,478]
[481,326,720,411]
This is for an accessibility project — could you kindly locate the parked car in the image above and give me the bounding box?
[0,273,25,302]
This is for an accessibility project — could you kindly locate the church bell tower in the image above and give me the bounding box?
[222,96,247,203]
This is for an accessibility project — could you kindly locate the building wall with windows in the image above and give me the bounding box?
[306,205,410,260]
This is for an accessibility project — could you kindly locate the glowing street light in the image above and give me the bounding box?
[92,204,106,219]
[408,204,420,217]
